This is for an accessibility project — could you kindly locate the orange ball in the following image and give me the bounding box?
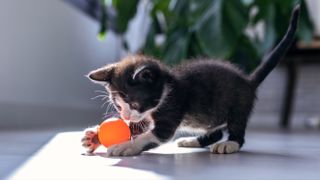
[98,118,131,147]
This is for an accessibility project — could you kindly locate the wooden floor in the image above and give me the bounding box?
[0,130,57,179]
[2,129,320,180]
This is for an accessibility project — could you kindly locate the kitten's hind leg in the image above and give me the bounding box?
[210,141,240,154]
[210,98,253,154]
[210,125,245,154]
[198,130,223,147]
[178,130,223,148]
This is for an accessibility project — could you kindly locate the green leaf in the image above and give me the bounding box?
[188,32,205,58]
[97,0,108,41]
[195,0,249,59]
[112,0,139,34]
[297,0,314,43]
[162,28,190,65]
[232,35,260,73]
[143,21,162,58]
[256,2,277,54]
[97,31,107,41]
[241,0,254,6]
[188,0,214,28]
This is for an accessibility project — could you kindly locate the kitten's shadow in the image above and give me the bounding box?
[239,150,299,159]
[92,149,304,177]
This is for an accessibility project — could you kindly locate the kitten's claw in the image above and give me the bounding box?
[81,127,101,153]
[210,141,239,154]
[177,138,201,148]
[107,141,142,156]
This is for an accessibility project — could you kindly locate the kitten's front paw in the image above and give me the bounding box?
[81,127,100,153]
[210,141,239,154]
[177,138,201,148]
[107,141,142,156]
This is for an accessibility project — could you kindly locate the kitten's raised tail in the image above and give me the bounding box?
[249,5,300,88]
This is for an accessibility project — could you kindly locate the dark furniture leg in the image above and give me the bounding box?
[280,59,297,129]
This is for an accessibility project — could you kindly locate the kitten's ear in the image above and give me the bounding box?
[133,65,158,84]
[87,64,115,84]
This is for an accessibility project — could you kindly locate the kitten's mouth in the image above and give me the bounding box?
[128,119,141,123]
[120,112,143,123]
[122,115,131,121]
[115,104,122,111]
[124,116,142,123]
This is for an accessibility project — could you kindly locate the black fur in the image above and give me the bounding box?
[88,6,300,153]
[197,130,223,147]
[142,142,160,151]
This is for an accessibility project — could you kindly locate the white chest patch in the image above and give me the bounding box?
[177,126,207,135]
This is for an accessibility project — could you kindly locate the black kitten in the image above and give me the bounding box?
[83,6,300,156]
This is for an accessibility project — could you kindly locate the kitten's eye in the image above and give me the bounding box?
[130,102,140,110]
[127,78,136,86]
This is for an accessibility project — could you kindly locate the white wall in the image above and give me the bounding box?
[0,0,120,128]
[306,0,320,36]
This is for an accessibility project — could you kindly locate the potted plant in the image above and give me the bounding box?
[66,0,314,72]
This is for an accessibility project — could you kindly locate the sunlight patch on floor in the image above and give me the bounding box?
[9,132,174,180]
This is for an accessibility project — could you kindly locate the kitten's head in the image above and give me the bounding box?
[88,55,169,122]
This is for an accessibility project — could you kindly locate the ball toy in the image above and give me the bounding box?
[98,118,131,147]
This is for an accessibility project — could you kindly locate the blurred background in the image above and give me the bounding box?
[1,0,319,131]
[1,0,320,178]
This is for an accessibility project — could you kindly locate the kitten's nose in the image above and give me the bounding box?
[122,114,130,120]
[121,110,131,120]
